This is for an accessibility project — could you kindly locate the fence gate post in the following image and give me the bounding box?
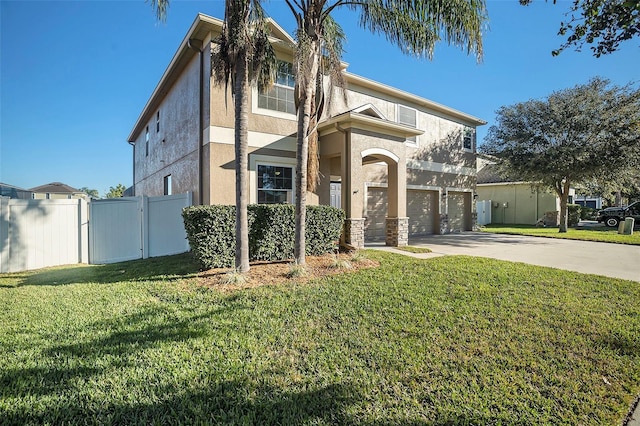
[0,197,9,273]
[78,199,89,264]
[141,195,149,259]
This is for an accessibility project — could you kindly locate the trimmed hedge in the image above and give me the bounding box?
[182,204,345,269]
[181,205,237,269]
[567,204,581,227]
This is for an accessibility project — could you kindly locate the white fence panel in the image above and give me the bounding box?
[476,199,492,226]
[147,193,191,258]
[0,198,88,273]
[0,197,8,273]
[90,198,142,264]
[0,193,191,271]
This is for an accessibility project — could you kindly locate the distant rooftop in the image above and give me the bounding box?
[0,182,32,199]
[29,182,81,194]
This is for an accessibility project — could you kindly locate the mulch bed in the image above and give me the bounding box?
[198,253,379,292]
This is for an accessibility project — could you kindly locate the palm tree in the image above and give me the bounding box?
[284,0,487,266]
[149,0,276,273]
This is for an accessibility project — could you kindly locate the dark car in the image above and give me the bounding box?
[596,201,640,227]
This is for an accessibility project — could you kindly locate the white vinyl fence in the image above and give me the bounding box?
[476,199,492,226]
[89,193,192,264]
[0,198,89,273]
[0,193,192,273]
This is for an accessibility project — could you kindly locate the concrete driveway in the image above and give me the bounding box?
[376,232,640,282]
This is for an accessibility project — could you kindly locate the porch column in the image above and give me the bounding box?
[385,159,408,247]
[341,132,365,248]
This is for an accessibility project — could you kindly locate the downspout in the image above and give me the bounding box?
[188,38,204,205]
[128,140,135,195]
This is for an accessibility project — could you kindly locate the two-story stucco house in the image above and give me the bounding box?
[128,14,485,248]
[29,182,89,201]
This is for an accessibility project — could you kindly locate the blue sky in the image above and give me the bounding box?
[1,0,638,195]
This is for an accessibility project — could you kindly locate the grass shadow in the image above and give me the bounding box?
[0,304,235,400]
[3,380,363,425]
[2,252,201,287]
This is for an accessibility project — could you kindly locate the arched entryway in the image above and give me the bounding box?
[316,107,421,248]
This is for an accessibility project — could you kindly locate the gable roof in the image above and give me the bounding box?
[350,103,387,119]
[318,110,424,139]
[29,182,81,194]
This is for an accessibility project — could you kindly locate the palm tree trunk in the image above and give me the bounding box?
[294,44,320,266]
[235,48,250,272]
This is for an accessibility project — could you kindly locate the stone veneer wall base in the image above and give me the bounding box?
[385,217,409,247]
[343,218,365,249]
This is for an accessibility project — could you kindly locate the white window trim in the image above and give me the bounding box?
[250,155,297,204]
[252,86,297,121]
[463,127,475,153]
[396,104,419,147]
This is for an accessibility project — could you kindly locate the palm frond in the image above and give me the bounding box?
[354,0,487,61]
[211,0,277,101]
[147,0,170,22]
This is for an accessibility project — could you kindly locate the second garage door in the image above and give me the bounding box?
[448,191,471,232]
[407,190,438,236]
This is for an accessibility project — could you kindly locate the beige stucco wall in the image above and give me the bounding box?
[335,82,477,168]
[476,183,559,225]
[133,53,202,201]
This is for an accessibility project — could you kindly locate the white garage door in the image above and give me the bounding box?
[448,192,470,232]
[407,190,438,235]
[365,187,387,241]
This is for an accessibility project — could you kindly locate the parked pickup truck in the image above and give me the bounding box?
[596,201,640,227]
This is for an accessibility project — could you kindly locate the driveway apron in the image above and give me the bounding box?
[394,232,640,282]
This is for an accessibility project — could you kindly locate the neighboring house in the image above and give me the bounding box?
[127,14,485,247]
[29,182,89,201]
[574,195,603,210]
[0,183,32,200]
[475,163,575,225]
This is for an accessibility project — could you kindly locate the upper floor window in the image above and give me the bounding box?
[257,164,293,204]
[397,105,417,144]
[164,174,172,195]
[258,61,295,115]
[145,126,149,157]
[463,127,475,151]
[156,111,160,132]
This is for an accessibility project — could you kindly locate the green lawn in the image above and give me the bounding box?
[1,252,639,425]
[482,224,640,245]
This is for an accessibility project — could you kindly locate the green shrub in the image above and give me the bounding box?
[567,204,581,227]
[305,205,345,255]
[182,204,344,269]
[580,206,598,220]
[249,204,296,261]
[182,205,236,269]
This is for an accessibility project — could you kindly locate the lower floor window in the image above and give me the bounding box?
[257,164,292,204]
